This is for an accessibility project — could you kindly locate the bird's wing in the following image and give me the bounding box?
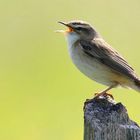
[79,38,137,79]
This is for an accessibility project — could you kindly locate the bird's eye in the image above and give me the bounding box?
[76,27,82,31]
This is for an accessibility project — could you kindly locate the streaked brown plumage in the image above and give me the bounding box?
[58,20,140,96]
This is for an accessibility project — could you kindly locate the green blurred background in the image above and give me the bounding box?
[0,0,140,140]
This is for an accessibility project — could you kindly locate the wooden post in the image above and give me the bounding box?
[84,96,140,140]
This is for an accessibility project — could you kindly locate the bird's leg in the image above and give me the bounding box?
[84,83,118,108]
[95,83,118,99]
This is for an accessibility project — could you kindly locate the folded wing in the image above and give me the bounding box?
[80,38,137,80]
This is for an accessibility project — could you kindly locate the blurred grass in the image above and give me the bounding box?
[0,0,140,140]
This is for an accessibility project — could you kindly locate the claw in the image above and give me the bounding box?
[94,92,114,99]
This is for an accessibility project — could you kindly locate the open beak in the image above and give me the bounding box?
[58,21,68,26]
[57,21,74,33]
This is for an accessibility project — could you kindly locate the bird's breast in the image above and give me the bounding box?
[67,41,120,86]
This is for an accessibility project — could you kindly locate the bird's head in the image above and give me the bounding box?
[58,20,98,40]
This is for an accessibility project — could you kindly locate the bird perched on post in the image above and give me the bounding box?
[58,20,140,97]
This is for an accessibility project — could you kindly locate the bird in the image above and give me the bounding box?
[58,20,140,97]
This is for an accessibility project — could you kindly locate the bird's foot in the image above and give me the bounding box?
[84,92,114,110]
[94,92,114,99]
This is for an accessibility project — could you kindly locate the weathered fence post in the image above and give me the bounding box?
[84,96,140,140]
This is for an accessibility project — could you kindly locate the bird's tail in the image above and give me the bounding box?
[130,78,140,92]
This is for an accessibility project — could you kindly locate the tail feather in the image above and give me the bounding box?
[132,78,140,92]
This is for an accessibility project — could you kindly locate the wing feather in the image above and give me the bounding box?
[79,38,137,79]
